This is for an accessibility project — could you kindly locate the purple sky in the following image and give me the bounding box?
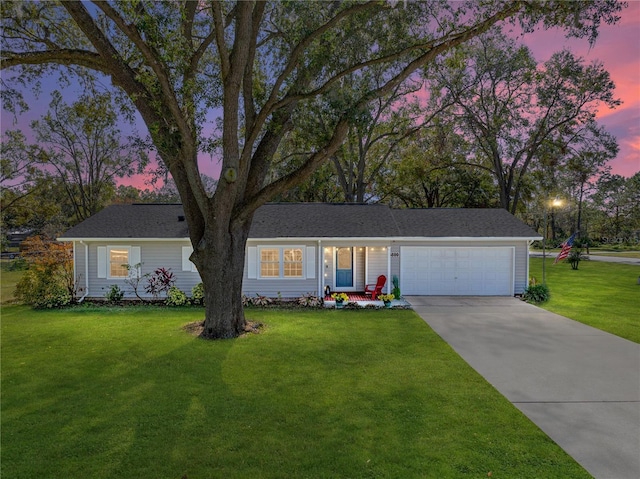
[521,0,640,178]
[2,4,638,189]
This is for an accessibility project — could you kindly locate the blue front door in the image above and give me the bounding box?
[336,247,353,288]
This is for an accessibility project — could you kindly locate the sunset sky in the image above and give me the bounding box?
[2,2,638,188]
[522,0,640,178]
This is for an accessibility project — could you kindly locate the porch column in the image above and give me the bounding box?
[387,245,391,294]
[318,240,322,297]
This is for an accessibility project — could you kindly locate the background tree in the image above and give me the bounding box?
[28,90,148,222]
[1,130,48,232]
[562,124,617,235]
[591,172,640,241]
[1,0,623,338]
[430,28,620,214]
[380,118,497,208]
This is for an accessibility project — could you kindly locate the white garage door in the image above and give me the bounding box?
[400,247,514,296]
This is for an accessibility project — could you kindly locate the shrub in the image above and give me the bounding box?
[251,294,272,307]
[568,250,587,270]
[523,284,550,304]
[145,267,176,299]
[166,286,188,306]
[14,236,75,308]
[4,257,28,271]
[105,284,124,302]
[123,263,146,300]
[191,282,205,305]
[392,275,401,299]
[298,293,323,308]
[16,269,72,308]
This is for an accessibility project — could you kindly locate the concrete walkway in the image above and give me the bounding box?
[407,296,640,479]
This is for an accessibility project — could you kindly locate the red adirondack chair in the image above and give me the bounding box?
[365,275,386,300]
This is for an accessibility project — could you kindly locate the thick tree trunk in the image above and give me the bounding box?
[194,218,251,339]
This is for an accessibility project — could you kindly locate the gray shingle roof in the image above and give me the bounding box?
[390,208,540,237]
[249,203,400,238]
[59,204,189,239]
[59,203,540,240]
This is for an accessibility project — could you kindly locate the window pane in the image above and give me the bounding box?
[260,249,279,277]
[284,262,302,277]
[284,248,302,262]
[337,248,352,269]
[284,248,303,277]
[261,249,279,262]
[261,263,279,277]
[110,249,129,277]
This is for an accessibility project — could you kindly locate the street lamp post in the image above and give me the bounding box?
[542,196,563,284]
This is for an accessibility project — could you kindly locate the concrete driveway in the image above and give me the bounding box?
[407,296,640,479]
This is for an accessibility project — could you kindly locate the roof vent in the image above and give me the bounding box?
[178,215,185,222]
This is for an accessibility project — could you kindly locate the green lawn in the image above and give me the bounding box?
[0,270,23,304]
[529,258,640,343]
[1,305,590,479]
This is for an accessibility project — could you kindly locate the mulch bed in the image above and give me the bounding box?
[183,320,264,339]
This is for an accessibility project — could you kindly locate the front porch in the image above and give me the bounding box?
[321,244,392,297]
[323,292,410,308]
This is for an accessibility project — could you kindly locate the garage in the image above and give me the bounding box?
[400,246,514,296]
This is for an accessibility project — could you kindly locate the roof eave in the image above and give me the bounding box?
[57,237,191,242]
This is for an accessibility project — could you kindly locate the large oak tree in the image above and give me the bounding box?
[1,0,623,338]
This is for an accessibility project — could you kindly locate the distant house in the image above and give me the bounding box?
[7,229,35,249]
[58,203,541,300]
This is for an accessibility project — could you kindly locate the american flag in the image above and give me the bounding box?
[554,233,576,264]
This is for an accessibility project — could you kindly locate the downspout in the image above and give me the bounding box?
[77,241,89,302]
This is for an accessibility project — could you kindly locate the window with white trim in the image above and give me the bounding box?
[97,245,140,279]
[109,247,129,278]
[258,247,304,278]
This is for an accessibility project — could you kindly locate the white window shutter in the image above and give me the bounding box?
[182,246,194,271]
[97,246,107,278]
[306,246,316,279]
[130,247,141,277]
[247,246,257,279]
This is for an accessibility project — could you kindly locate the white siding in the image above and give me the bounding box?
[366,247,388,290]
[79,238,531,299]
[243,241,320,297]
[85,241,201,299]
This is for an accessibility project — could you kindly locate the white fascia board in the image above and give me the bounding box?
[57,237,191,242]
[390,236,542,242]
[247,236,542,243]
[246,237,392,244]
[59,235,542,243]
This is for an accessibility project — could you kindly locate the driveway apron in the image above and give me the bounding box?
[407,296,640,479]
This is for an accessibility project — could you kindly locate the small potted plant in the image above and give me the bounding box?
[331,292,349,308]
[378,293,395,308]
